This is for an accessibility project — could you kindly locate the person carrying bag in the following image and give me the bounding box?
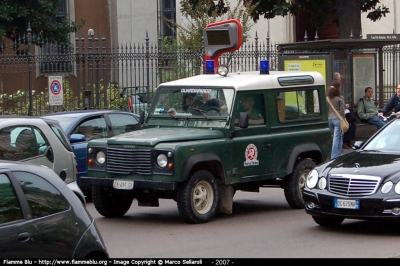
[327,97,349,133]
[326,81,346,159]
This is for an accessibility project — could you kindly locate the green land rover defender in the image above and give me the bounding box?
[81,69,332,224]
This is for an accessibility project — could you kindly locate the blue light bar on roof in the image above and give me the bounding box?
[260,60,269,74]
[205,60,215,74]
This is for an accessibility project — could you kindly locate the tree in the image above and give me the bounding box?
[181,0,390,39]
[173,0,253,47]
[0,0,84,45]
[161,1,253,80]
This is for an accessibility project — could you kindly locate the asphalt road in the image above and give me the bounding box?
[87,187,400,259]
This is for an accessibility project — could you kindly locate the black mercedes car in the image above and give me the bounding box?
[303,116,400,227]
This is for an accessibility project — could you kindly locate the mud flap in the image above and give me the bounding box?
[218,185,234,214]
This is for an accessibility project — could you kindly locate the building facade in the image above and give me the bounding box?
[68,0,400,47]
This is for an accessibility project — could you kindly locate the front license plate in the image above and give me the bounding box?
[334,198,360,209]
[113,180,134,190]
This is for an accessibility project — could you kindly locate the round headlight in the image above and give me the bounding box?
[306,169,319,189]
[96,151,106,165]
[157,154,168,168]
[217,65,229,76]
[395,182,400,194]
[318,177,327,189]
[381,181,393,194]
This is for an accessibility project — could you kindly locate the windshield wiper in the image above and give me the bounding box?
[362,149,382,153]
[188,107,210,119]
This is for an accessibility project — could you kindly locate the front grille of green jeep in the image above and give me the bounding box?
[106,148,152,175]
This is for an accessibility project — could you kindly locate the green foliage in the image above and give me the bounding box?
[158,37,203,82]
[180,0,229,18]
[0,80,128,116]
[160,0,254,82]
[177,0,253,46]
[181,0,390,32]
[0,0,85,46]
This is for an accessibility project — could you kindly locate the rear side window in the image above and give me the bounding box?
[14,171,70,219]
[0,174,22,224]
[72,117,107,140]
[1,126,45,160]
[108,114,139,135]
[276,88,321,122]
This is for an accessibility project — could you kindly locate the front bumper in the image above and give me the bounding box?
[303,189,400,220]
[80,176,178,190]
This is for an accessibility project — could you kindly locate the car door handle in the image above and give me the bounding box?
[18,232,30,242]
[262,144,271,148]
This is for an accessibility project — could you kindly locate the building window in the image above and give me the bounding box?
[159,0,176,38]
[39,0,72,73]
[57,0,67,20]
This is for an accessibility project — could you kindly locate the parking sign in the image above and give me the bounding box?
[49,76,63,106]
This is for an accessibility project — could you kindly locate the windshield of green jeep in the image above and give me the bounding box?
[150,87,234,118]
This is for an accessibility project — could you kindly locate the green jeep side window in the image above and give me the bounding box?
[277,89,321,122]
[234,92,266,126]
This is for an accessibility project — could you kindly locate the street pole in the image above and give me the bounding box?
[27,22,33,116]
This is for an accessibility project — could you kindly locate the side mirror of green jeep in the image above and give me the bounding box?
[239,112,249,128]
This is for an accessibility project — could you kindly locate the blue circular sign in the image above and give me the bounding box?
[50,80,62,95]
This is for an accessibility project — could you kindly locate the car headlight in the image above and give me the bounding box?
[318,177,327,189]
[306,169,319,189]
[157,154,168,168]
[381,181,393,194]
[96,151,106,165]
[154,150,174,174]
[395,182,400,194]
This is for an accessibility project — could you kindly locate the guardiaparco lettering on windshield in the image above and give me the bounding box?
[181,89,212,94]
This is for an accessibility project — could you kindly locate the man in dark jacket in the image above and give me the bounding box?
[380,85,400,116]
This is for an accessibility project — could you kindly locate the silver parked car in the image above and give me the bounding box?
[0,116,85,204]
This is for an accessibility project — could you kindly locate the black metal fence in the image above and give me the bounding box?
[0,31,399,116]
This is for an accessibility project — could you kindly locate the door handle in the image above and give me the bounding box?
[18,232,30,242]
[262,144,271,148]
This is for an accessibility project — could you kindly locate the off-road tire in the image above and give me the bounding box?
[312,215,344,227]
[177,170,219,224]
[92,185,134,217]
[284,159,316,209]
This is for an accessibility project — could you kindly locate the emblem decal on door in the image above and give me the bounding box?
[244,144,259,166]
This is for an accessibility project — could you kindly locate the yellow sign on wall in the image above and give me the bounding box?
[283,59,328,105]
[284,59,327,82]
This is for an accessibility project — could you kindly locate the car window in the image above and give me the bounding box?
[0,174,23,224]
[365,119,400,151]
[33,128,50,154]
[108,114,139,135]
[72,118,107,140]
[0,127,17,160]
[14,171,70,219]
[1,126,51,160]
[4,126,41,160]
[46,116,76,132]
[49,124,72,152]
[233,92,266,126]
[276,89,321,122]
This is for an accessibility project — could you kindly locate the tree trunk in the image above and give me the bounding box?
[336,0,362,39]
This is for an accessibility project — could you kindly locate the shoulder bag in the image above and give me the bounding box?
[326,97,349,133]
